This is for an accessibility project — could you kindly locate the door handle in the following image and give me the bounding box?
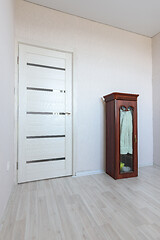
[53,112,71,115]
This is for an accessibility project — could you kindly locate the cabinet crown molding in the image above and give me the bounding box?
[103,92,139,102]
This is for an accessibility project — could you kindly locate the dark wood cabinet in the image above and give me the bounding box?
[103,92,139,179]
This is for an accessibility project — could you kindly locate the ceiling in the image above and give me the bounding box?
[25,0,160,37]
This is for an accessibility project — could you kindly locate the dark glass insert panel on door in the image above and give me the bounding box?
[120,106,133,174]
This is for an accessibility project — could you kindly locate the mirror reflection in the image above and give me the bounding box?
[120,106,133,173]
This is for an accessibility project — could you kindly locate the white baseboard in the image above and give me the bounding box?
[74,170,105,177]
[74,164,154,177]
[153,163,160,168]
[138,163,153,168]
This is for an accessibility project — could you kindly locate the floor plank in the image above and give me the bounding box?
[1,166,160,240]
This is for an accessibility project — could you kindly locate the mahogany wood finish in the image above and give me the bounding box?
[103,92,139,180]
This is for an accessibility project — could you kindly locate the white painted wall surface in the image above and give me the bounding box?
[0,0,15,222]
[152,33,160,166]
[15,0,153,174]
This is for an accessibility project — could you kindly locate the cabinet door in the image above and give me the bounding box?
[115,100,138,179]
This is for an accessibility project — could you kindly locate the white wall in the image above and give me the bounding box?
[0,0,15,222]
[15,0,153,174]
[152,33,160,166]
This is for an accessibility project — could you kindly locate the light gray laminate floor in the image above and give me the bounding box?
[1,166,160,240]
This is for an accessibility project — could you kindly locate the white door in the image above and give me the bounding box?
[18,44,72,183]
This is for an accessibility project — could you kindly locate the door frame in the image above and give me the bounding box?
[15,42,76,183]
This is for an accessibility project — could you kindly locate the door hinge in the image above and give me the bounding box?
[17,56,19,64]
[17,162,18,170]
